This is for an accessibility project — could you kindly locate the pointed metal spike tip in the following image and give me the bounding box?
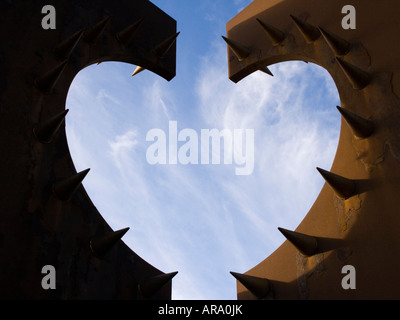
[139,272,178,298]
[221,36,249,61]
[131,66,145,77]
[256,18,286,46]
[336,58,370,90]
[34,60,68,93]
[84,16,111,43]
[230,272,271,299]
[54,30,84,60]
[90,227,130,259]
[336,106,374,138]
[52,168,90,201]
[115,18,144,45]
[259,66,274,77]
[289,15,320,43]
[154,32,180,58]
[33,109,69,143]
[316,167,357,199]
[278,227,318,256]
[318,26,351,57]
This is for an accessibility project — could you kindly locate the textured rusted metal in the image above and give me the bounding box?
[226,0,400,300]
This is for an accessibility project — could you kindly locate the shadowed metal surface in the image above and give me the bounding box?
[0,0,177,299]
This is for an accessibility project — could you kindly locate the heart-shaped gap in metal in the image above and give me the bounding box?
[65,59,340,299]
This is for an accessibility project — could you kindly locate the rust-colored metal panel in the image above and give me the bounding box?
[225,0,400,299]
[0,0,177,299]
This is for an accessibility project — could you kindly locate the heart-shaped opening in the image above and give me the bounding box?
[65,42,340,299]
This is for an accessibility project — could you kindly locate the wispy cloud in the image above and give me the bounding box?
[193,40,341,289]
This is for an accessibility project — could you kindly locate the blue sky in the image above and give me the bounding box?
[65,0,341,300]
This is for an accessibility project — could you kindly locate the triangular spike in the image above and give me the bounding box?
[318,26,351,56]
[33,109,69,143]
[90,227,130,259]
[83,16,111,43]
[153,32,180,58]
[221,35,249,61]
[256,18,285,46]
[336,106,374,138]
[278,227,318,256]
[131,66,145,76]
[259,66,274,77]
[336,57,370,90]
[138,272,178,298]
[316,167,357,199]
[54,30,84,60]
[52,168,90,201]
[115,18,144,45]
[289,15,320,43]
[34,60,68,93]
[230,272,271,299]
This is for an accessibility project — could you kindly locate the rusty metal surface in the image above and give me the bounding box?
[0,0,177,299]
[226,0,400,299]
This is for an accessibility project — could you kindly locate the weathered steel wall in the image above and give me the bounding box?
[226,0,400,299]
[0,0,177,299]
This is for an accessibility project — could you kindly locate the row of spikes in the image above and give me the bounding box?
[230,227,338,299]
[222,15,371,90]
[230,221,350,299]
[32,116,179,300]
[35,16,180,93]
[225,17,375,298]
[229,107,373,299]
[90,227,178,299]
[229,104,374,298]
[51,171,178,297]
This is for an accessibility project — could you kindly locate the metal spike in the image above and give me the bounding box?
[54,30,84,60]
[34,60,68,93]
[278,227,318,256]
[319,26,351,56]
[90,227,130,259]
[33,109,69,143]
[336,106,374,138]
[154,32,180,58]
[84,16,111,43]
[289,15,320,43]
[256,18,285,46]
[336,57,370,90]
[221,36,250,61]
[131,66,145,76]
[138,271,178,298]
[115,18,144,45]
[230,272,271,299]
[52,169,90,201]
[316,167,357,199]
[259,66,274,77]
